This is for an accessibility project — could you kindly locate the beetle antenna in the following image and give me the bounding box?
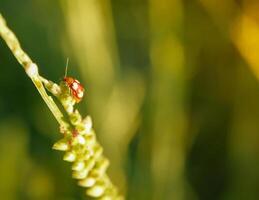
[65,58,69,77]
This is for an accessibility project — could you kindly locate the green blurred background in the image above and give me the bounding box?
[1,0,259,200]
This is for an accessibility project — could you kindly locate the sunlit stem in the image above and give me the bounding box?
[0,13,66,128]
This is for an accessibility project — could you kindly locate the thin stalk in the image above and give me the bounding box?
[0,13,65,127]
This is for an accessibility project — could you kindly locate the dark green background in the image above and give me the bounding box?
[1,0,259,200]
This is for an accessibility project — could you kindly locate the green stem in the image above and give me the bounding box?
[0,13,65,127]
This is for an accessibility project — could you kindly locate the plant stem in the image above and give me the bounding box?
[0,13,65,127]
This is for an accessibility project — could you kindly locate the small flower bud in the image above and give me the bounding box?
[72,161,85,171]
[84,134,96,147]
[70,110,82,125]
[84,158,96,171]
[78,177,96,187]
[52,138,69,151]
[63,151,77,162]
[82,116,92,134]
[72,168,89,179]
[75,149,91,161]
[93,145,103,160]
[65,104,74,114]
[25,63,38,77]
[50,83,61,96]
[86,182,105,197]
[92,158,109,177]
[77,135,86,145]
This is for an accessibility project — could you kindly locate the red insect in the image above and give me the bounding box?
[63,59,85,103]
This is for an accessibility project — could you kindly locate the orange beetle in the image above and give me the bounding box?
[63,59,85,103]
[64,77,84,103]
